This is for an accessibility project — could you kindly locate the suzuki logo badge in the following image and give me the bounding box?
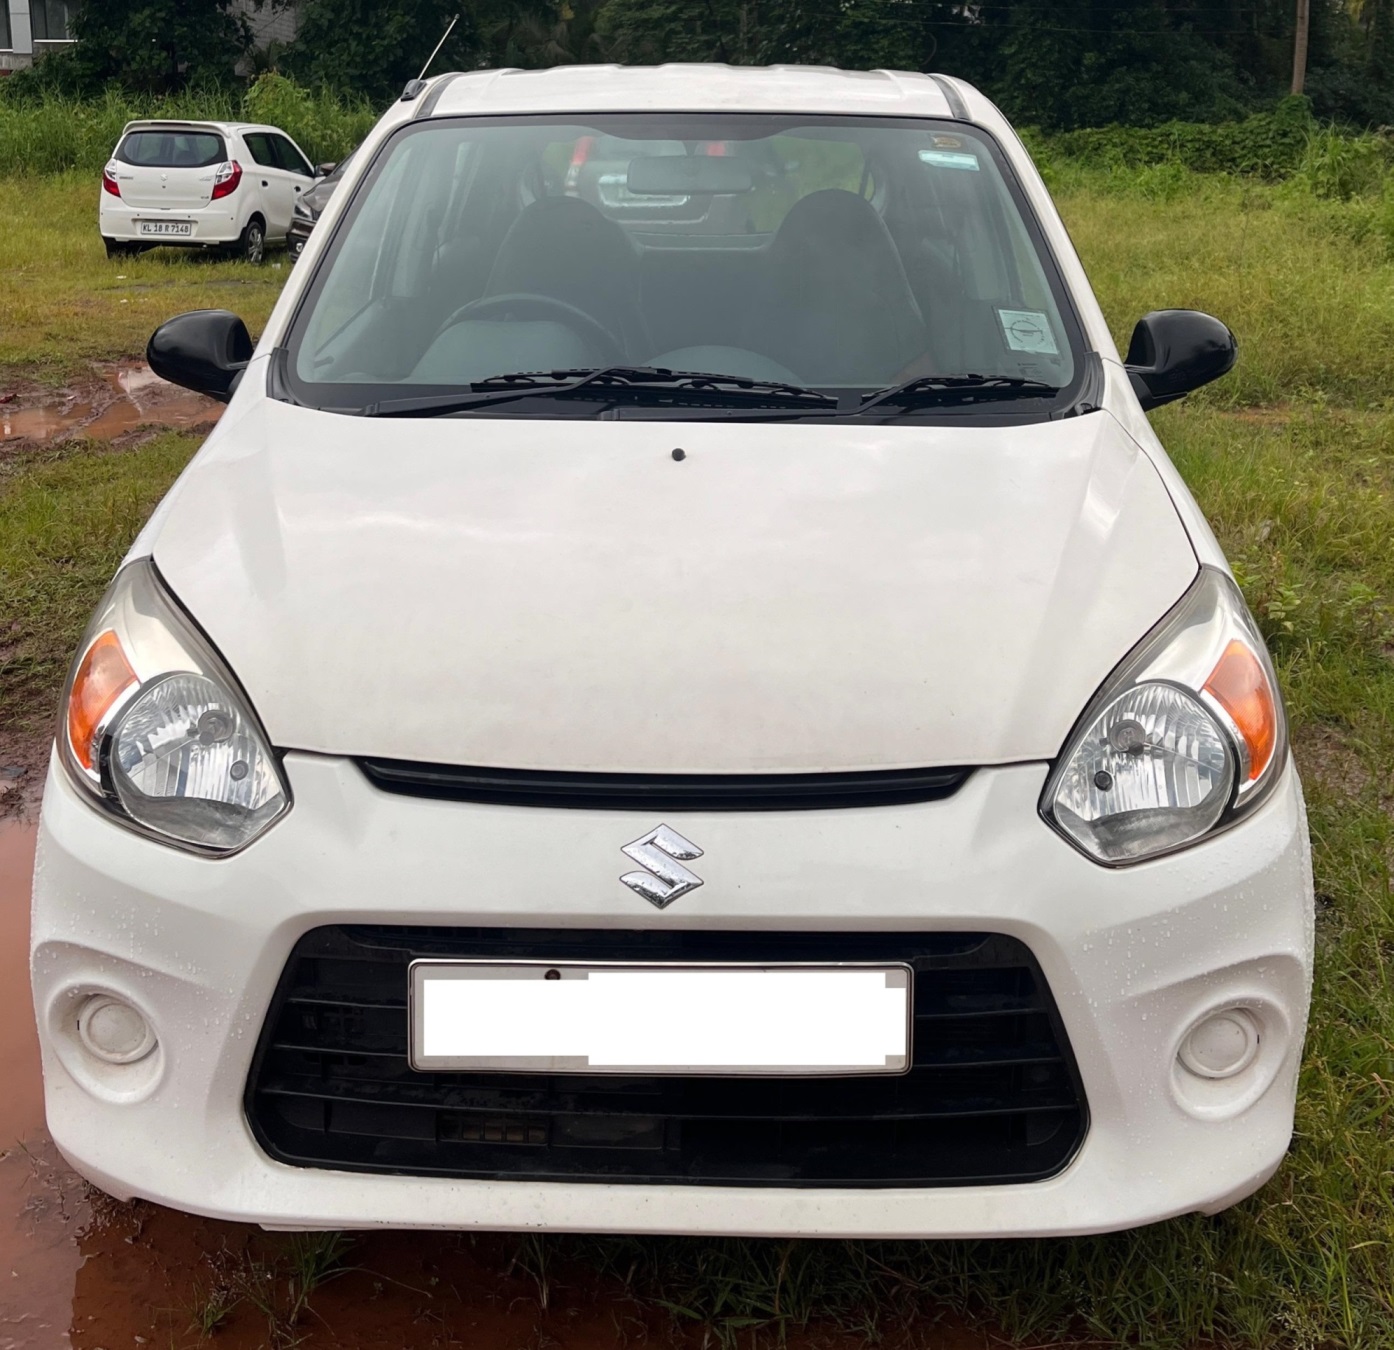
[620,824,704,909]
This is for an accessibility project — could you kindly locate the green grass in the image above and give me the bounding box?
[0,432,201,733]
[1057,170,1394,406]
[2,164,1394,1347]
[0,174,285,383]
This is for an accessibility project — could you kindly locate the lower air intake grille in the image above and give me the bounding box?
[246,927,1087,1188]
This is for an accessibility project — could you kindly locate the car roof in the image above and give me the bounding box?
[425,64,965,120]
[116,120,290,136]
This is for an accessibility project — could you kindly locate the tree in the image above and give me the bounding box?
[284,0,569,103]
[989,0,1248,129]
[66,0,254,93]
[1293,0,1311,93]
[595,0,1250,129]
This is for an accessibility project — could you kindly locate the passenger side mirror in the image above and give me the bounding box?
[1124,310,1237,412]
[147,310,253,403]
[316,161,337,177]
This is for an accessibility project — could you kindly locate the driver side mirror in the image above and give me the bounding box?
[1124,310,1237,412]
[147,310,253,403]
[316,161,337,177]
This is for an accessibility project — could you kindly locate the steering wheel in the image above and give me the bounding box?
[433,293,625,365]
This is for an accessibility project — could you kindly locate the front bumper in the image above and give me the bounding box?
[32,750,1313,1237]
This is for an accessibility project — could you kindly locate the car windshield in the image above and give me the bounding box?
[285,114,1081,418]
[118,130,226,168]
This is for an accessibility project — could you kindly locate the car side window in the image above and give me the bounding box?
[271,135,314,178]
[243,134,278,169]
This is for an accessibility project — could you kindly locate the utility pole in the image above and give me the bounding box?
[1291,0,1310,95]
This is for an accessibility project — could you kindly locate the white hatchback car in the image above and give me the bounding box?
[99,119,321,262]
[37,66,1313,1239]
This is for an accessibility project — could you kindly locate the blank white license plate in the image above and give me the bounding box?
[138,220,192,237]
[409,962,912,1075]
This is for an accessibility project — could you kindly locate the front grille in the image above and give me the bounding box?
[356,760,973,811]
[246,927,1087,1187]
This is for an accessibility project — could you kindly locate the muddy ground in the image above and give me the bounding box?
[0,366,219,450]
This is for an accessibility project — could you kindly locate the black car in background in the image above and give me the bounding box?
[287,152,354,259]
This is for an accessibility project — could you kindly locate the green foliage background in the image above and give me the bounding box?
[9,0,1394,131]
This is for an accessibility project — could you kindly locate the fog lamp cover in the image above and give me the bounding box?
[77,995,156,1065]
[1179,1008,1261,1080]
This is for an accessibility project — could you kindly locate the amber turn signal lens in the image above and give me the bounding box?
[67,630,137,771]
[1203,638,1277,783]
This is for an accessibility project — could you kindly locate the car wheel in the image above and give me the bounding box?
[236,219,266,265]
[103,238,138,259]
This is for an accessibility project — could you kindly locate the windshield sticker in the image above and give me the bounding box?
[998,309,1060,355]
[918,149,980,171]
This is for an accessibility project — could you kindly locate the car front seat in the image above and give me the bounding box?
[742,189,926,386]
[483,197,649,359]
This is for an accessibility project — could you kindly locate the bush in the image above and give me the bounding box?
[0,76,377,177]
[241,74,377,165]
[0,87,237,176]
[1039,97,1319,179]
[1289,125,1394,200]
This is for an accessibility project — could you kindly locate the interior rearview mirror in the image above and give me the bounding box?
[1125,310,1237,412]
[625,155,754,196]
[146,310,253,403]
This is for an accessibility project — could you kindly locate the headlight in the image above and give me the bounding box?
[293,201,313,221]
[1042,566,1285,865]
[58,559,289,854]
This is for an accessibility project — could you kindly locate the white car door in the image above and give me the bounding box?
[242,131,296,239]
[268,133,318,229]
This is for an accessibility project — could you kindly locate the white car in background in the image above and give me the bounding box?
[99,119,321,263]
[41,65,1313,1240]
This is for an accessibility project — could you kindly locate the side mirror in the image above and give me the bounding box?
[1124,310,1237,412]
[316,161,337,177]
[146,310,253,403]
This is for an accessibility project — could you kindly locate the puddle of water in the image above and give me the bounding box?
[0,367,220,445]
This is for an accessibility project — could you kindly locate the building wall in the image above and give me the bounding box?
[1,0,34,70]
[2,0,78,70]
[234,0,300,48]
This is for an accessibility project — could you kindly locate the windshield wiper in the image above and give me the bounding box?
[362,367,837,416]
[853,374,1061,416]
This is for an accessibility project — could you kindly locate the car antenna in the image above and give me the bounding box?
[418,13,459,81]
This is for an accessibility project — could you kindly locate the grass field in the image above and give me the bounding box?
[0,175,286,382]
[2,167,1394,1347]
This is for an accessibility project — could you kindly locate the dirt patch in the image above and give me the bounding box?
[0,364,221,453]
[0,728,50,821]
[1293,723,1375,803]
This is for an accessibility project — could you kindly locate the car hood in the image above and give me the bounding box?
[151,397,1196,772]
[303,178,338,216]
